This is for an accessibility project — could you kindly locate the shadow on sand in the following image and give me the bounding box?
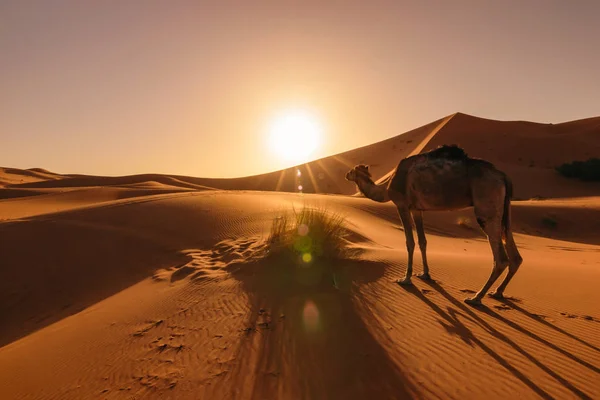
[227,256,418,400]
[400,280,595,400]
[501,298,600,354]
[0,218,188,348]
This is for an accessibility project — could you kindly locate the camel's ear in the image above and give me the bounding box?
[355,164,371,178]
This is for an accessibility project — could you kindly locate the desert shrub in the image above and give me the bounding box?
[268,206,351,263]
[556,158,600,181]
[542,216,558,229]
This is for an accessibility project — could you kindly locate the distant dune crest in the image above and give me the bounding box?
[2,112,600,199]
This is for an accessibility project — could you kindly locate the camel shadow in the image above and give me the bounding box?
[400,281,594,400]
[226,256,418,400]
[500,298,600,354]
[478,300,600,376]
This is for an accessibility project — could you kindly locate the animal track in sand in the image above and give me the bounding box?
[531,313,549,320]
[158,236,268,284]
[560,312,578,319]
[127,323,189,393]
[132,371,181,391]
[170,265,196,282]
[132,319,163,337]
[559,312,598,321]
[155,342,185,353]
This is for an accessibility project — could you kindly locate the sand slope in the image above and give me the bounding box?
[1,113,599,399]
[1,116,446,197]
[1,191,599,399]
[421,113,600,199]
[0,167,62,187]
[4,112,599,199]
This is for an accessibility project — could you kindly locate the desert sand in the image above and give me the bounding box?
[1,112,599,399]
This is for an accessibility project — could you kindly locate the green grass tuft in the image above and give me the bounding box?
[267,206,351,263]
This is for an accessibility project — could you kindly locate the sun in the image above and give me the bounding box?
[267,109,322,163]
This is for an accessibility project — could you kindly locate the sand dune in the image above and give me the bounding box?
[421,113,600,199]
[9,173,214,192]
[4,112,599,199]
[0,167,62,187]
[1,113,599,399]
[0,187,202,221]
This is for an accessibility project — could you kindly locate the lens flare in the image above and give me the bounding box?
[298,223,309,236]
[302,300,320,332]
[302,253,312,263]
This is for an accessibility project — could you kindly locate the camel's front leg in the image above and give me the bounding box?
[413,211,431,281]
[397,208,415,285]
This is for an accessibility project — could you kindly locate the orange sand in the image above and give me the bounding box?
[1,113,599,399]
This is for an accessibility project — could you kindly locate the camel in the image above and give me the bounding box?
[345,145,523,305]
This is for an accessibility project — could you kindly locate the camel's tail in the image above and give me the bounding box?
[501,175,513,240]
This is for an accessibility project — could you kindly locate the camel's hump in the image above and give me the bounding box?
[425,144,468,160]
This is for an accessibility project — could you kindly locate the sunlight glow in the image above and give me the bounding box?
[267,110,322,163]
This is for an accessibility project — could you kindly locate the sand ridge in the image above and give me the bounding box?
[3,112,599,199]
[1,113,599,399]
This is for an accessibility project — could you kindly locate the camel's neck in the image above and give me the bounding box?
[356,177,390,203]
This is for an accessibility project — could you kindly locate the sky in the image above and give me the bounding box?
[2,1,600,178]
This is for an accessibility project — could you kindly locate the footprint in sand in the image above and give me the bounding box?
[531,313,548,320]
[493,304,511,311]
[155,343,185,353]
[170,265,196,282]
[133,319,163,337]
[174,237,265,283]
[152,273,167,282]
[560,312,578,319]
[190,270,209,282]
[558,312,597,321]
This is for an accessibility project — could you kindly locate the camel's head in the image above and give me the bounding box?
[345,164,372,182]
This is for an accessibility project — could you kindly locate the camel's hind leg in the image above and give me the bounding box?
[412,211,431,280]
[465,212,509,306]
[490,227,523,299]
[397,207,415,285]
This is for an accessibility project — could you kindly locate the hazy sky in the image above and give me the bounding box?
[2,1,599,177]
